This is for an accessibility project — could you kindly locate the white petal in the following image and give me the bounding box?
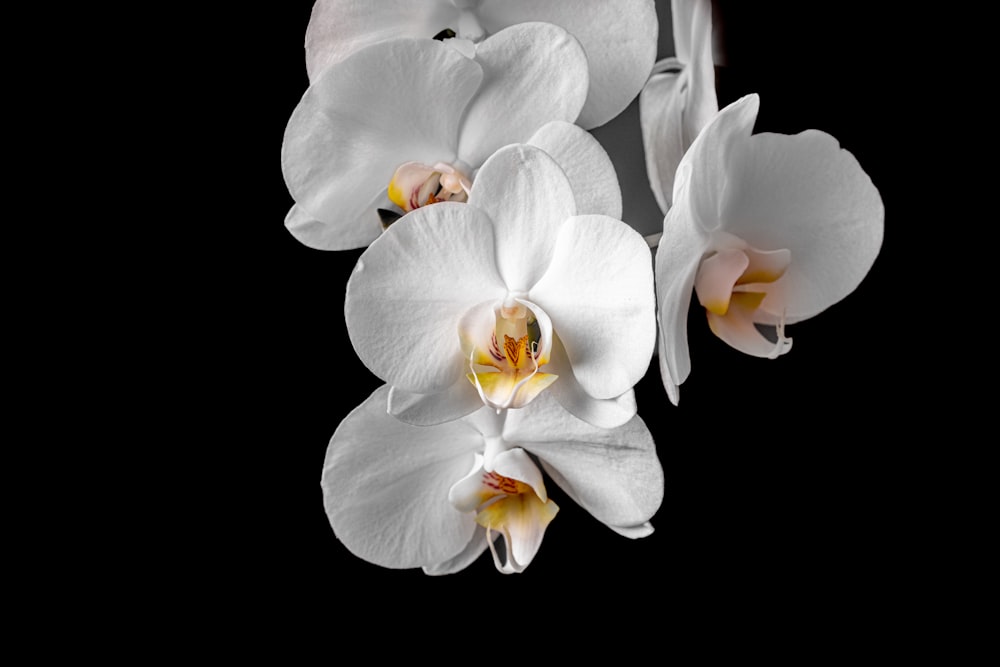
[609,522,655,539]
[490,448,547,502]
[530,215,656,399]
[515,298,554,364]
[304,0,459,82]
[639,65,686,213]
[670,0,697,63]
[387,380,484,427]
[528,121,622,219]
[503,392,663,530]
[468,144,577,292]
[423,525,491,576]
[448,453,490,512]
[345,202,506,393]
[718,129,885,322]
[654,196,710,405]
[477,0,659,129]
[641,0,717,214]
[284,197,387,251]
[546,334,638,428]
[282,39,482,250]
[456,23,589,167]
[680,0,719,147]
[673,93,760,233]
[321,385,483,569]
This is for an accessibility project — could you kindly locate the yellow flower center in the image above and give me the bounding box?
[465,300,557,410]
[480,470,530,498]
[449,448,558,574]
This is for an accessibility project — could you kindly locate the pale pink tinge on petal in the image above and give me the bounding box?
[706,292,792,359]
[694,248,750,315]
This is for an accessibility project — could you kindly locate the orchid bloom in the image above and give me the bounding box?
[345,143,655,429]
[282,22,591,251]
[302,0,658,130]
[322,385,663,575]
[640,0,718,214]
[655,94,884,405]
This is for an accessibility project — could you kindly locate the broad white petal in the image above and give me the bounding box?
[528,121,622,219]
[387,380,484,427]
[673,94,760,233]
[282,39,482,250]
[530,215,656,399]
[503,392,663,531]
[321,385,483,569]
[718,129,885,322]
[304,0,459,81]
[546,335,638,428]
[284,195,388,251]
[457,23,589,167]
[468,144,577,292]
[477,0,659,129]
[654,198,711,405]
[423,526,491,576]
[345,202,506,393]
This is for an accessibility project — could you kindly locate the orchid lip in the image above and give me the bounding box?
[461,298,558,411]
[695,241,794,358]
[448,448,558,574]
[387,161,472,216]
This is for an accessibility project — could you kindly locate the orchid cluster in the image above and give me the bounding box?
[281,0,885,575]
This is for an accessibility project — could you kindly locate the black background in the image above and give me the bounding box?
[243,0,920,641]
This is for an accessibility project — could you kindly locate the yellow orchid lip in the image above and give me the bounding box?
[448,449,559,574]
[462,298,558,411]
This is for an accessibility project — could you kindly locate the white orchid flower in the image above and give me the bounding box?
[345,143,655,429]
[282,22,592,251]
[640,0,718,214]
[656,94,884,405]
[302,0,658,130]
[322,385,663,575]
